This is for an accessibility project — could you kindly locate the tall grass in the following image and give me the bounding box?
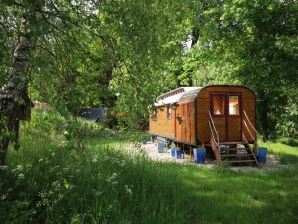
[0,109,191,223]
[0,108,297,223]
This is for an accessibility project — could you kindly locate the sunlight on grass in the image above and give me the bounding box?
[1,109,297,223]
[259,141,298,165]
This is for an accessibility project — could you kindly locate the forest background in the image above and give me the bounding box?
[1,0,297,159]
[0,1,297,223]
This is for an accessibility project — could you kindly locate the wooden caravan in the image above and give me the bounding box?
[149,85,258,164]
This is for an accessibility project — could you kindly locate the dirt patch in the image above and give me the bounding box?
[135,142,292,172]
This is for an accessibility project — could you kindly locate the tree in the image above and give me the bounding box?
[0,0,43,165]
[179,0,298,140]
[0,0,196,164]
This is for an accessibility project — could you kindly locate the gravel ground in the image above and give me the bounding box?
[136,142,292,172]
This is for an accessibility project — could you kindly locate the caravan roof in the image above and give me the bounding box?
[155,87,202,106]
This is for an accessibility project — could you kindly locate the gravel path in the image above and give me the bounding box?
[137,142,291,172]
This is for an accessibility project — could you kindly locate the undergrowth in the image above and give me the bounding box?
[0,108,297,223]
[0,109,191,223]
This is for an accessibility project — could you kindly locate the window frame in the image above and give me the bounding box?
[228,94,241,116]
[151,108,157,120]
[167,105,171,119]
[210,92,241,117]
[211,93,226,116]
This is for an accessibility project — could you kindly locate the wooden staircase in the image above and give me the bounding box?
[209,110,258,165]
[210,139,258,165]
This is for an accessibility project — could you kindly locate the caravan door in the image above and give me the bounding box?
[211,93,242,142]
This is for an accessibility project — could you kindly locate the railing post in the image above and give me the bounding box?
[243,110,258,154]
[209,111,221,161]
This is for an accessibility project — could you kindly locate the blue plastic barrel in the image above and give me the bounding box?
[257,147,267,163]
[193,148,206,164]
[170,148,176,157]
[175,150,183,159]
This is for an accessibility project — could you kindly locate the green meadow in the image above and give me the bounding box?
[0,109,297,224]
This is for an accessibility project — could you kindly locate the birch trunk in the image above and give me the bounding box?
[0,17,35,166]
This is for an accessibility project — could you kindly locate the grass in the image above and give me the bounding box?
[258,140,298,165]
[1,140,191,223]
[178,166,297,223]
[0,109,297,223]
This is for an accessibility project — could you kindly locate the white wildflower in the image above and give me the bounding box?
[1,194,8,200]
[17,173,25,180]
[16,164,23,171]
[63,131,69,136]
[0,166,7,171]
[51,180,61,189]
[106,172,118,183]
[124,184,133,195]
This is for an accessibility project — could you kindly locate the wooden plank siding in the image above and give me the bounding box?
[176,102,196,145]
[149,106,175,139]
[196,86,256,144]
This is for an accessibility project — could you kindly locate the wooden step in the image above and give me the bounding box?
[220,141,243,145]
[228,159,257,163]
[220,147,249,151]
[221,153,254,157]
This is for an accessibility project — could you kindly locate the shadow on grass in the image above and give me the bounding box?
[2,123,297,224]
[177,166,298,224]
[278,153,298,165]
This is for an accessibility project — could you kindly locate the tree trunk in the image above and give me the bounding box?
[0,17,35,166]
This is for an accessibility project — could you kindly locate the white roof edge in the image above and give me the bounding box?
[155,87,201,107]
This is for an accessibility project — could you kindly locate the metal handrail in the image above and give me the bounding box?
[243,111,257,135]
[243,110,258,153]
[209,111,219,148]
[243,120,254,140]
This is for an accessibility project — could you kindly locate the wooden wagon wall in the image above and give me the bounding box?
[149,85,256,147]
[196,86,256,144]
[149,102,197,145]
[176,101,196,145]
[149,106,175,139]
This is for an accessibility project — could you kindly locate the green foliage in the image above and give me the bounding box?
[0,112,191,223]
[26,108,110,153]
[277,138,298,147]
[135,132,150,142]
[175,0,298,140]
[170,142,181,151]
[7,0,195,129]
[1,118,298,223]
[1,0,297,140]
[258,140,298,165]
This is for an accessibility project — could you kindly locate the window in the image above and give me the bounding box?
[229,96,239,115]
[151,108,157,120]
[167,105,171,119]
[212,95,225,115]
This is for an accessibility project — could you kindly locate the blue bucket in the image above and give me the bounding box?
[257,147,267,163]
[157,143,165,153]
[170,148,176,157]
[175,150,183,159]
[193,148,206,164]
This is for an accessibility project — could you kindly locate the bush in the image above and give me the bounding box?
[278,138,298,147]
